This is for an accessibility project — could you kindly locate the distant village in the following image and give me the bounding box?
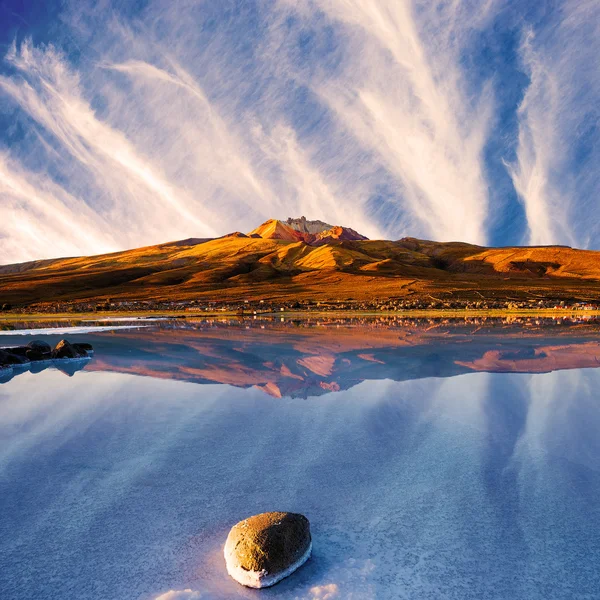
[1,296,599,315]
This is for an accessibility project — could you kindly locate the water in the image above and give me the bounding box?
[1,319,599,599]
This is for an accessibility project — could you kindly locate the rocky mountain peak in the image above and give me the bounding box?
[285,216,333,235]
[247,217,368,244]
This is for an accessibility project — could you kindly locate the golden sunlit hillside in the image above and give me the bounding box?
[2,218,600,310]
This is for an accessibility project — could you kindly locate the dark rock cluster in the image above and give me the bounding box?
[0,339,93,382]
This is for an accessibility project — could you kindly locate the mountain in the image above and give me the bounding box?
[247,216,368,245]
[2,217,600,309]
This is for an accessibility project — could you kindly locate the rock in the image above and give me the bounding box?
[28,340,52,354]
[5,346,29,358]
[73,342,94,354]
[51,339,88,359]
[0,349,31,366]
[224,512,311,588]
[26,340,52,361]
[26,349,49,361]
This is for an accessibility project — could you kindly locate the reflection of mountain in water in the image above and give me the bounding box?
[4,321,600,395]
[76,323,600,397]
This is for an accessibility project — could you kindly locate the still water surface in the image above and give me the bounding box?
[1,320,599,599]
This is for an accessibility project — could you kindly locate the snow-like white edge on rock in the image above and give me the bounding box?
[224,540,312,589]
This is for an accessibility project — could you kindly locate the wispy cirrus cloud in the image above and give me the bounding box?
[0,0,599,263]
[0,152,118,261]
[0,21,372,263]
[509,1,600,247]
[0,40,219,242]
[305,0,497,244]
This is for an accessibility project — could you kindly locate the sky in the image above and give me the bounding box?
[0,0,598,263]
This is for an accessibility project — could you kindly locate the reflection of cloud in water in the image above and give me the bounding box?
[506,370,600,599]
[0,365,599,598]
[309,583,339,598]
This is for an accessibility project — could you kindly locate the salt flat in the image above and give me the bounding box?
[1,323,598,599]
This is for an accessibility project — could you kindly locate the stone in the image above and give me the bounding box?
[27,340,52,354]
[26,349,49,361]
[5,346,28,358]
[0,349,30,366]
[73,342,94,354]
[224,511,311,588]
[51,339,88,359]
[26,340,52,361]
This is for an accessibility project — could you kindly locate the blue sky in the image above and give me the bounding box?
[0,0,598,262]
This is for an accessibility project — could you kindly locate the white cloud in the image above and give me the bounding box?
[0,29,377,262]
[288,0,497,243]
[0,1,500,264]
[509,1,600,247]
[310,583,340,598]
[0,40,219,243]
[0,152,118,261]
[508,31,571,246]
[1,0,598,262]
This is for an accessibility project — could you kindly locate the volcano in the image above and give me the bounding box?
[2,217,600,309]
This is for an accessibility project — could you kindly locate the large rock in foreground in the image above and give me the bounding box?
[224,512,311,588]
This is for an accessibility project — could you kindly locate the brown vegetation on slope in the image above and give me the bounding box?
[2,218,600,307]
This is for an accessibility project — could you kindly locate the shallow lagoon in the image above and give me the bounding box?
[1,319,599,599]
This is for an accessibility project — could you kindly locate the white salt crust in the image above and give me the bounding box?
[0,325,147,336]
[224,540,312,588]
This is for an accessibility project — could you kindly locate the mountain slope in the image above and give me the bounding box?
[2,218,600,308]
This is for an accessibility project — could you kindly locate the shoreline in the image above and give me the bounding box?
[2,308,600,321]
